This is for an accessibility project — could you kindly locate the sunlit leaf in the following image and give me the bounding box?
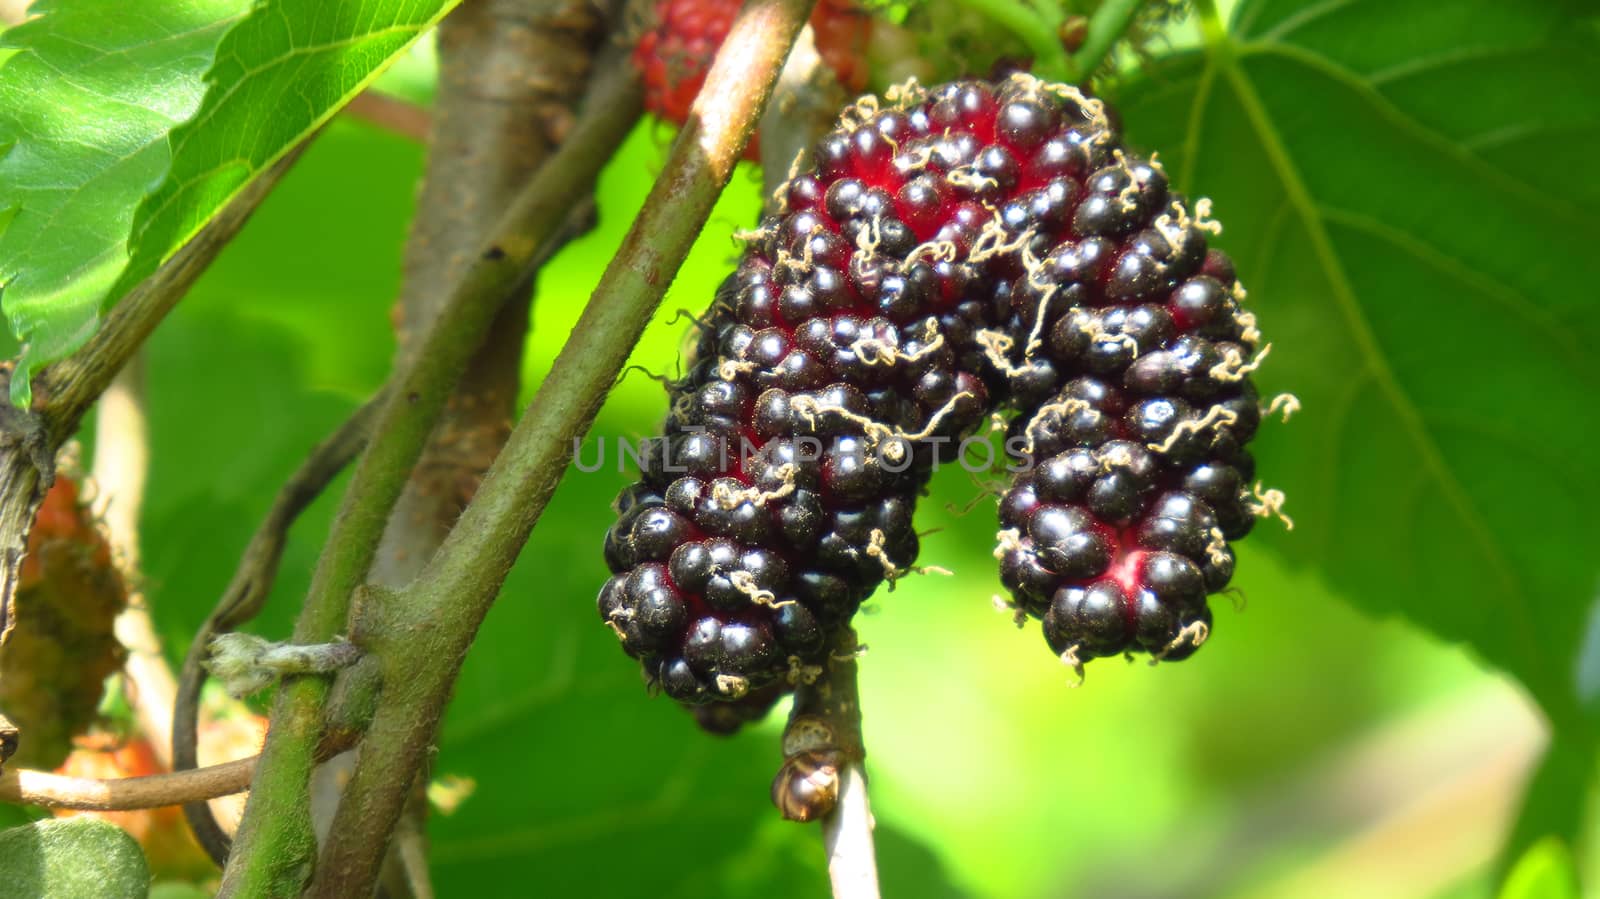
[0,0,248,406]
[121,0,462,343]
[0,0,458,407]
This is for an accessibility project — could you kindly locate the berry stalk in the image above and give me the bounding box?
[1074,0,1151,82]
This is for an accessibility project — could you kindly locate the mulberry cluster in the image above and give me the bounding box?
[598,73,1273,720]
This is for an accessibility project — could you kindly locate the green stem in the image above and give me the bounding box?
[1192,0,1230,49]
[1072,0,1148,85]
[305,2,817,895]
[954,0,1076,82]
[174,389,382,867]
[215,58,645,899]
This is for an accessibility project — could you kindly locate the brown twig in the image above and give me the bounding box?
[2,757,258,811]
[0,727,358,811]
[218,47,645,899]
[344,92,432,143]
[380,784,436,899]
[778,630,879,899]
[376,0,614,608]
[320,5,612,894]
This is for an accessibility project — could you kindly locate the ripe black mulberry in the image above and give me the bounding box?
[598,77,1117,709]
[596,73,1275,713]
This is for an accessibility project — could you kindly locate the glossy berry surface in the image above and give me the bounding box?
[985,117,1266,669]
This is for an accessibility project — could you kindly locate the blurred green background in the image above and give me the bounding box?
[5,1,1598,896]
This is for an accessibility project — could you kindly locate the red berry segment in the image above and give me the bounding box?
[633,0,741,128]
[632,0,876,161]
[811,1,873,93]
[0,478,128,769]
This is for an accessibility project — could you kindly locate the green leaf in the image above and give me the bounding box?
[0,817,150,899]
[1498,837,1579,899]
[121,0,462,340]
[0,0,250,407]
[1114,0,1600,728]
[0,0,459,408]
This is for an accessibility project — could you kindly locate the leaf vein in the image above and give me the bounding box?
[1253,0,1362,42]
[1315,366,1376,564]
[1177,57,1216,196]
[1236,40,1591,227]
[1365,40,1551,88]
[1317,203,1593,384]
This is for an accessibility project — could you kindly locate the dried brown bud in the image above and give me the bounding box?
[780,712,836,757]
[1058,16,1089,53]
[0,715,17,773]
[771,748,842,823]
